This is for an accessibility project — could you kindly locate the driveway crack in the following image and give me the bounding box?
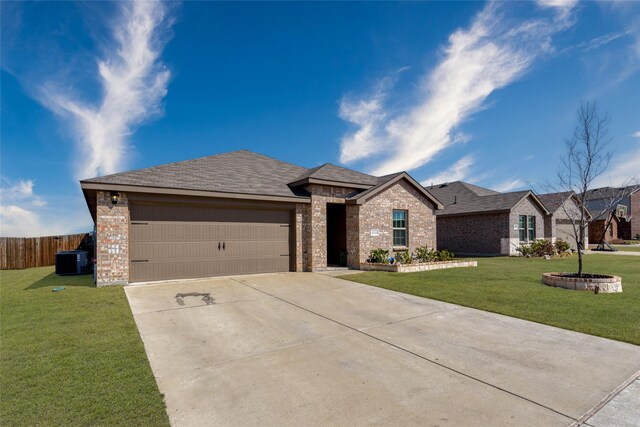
[231,277,577,423]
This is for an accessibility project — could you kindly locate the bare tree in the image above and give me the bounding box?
[556,102,638,276]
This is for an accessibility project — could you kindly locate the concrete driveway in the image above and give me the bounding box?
[125,273,640,426]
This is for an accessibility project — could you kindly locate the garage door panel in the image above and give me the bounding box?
[131,256,289,282]
[131,240,289,261]
[129,204,292,282]
[218,223,289,241]
[132,223,222,242]
[130,204,289,223]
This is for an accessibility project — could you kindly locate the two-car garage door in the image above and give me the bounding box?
[129,203,292,283]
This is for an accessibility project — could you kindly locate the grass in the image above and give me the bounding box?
[0,267,169,427]
[611,245,640,252]
[343,254,640,345]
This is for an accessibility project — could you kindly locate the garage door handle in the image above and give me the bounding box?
[218,242,221,250]
[131,259,149,263]
[223,242,225,250]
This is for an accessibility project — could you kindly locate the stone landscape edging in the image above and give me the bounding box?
[360,260,477,273]
[541,272,623,293]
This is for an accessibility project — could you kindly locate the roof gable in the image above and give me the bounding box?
[346,172,443,209]
[537,191,576,214]
[425,181,548,216]
[288,163,378,188]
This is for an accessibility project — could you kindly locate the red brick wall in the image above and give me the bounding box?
[436,213,508,255]
[96,191,129,286]
[630,191,640,239]
[356,180,437,264]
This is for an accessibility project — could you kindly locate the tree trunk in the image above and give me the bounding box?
[577,247,583,277]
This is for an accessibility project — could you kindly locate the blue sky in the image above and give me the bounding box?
[1,1,639,237]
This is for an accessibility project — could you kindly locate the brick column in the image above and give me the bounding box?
[295,203,311,272]
[96,191,129,286]
[346,204,360,268]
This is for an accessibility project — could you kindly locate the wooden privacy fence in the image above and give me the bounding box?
[0,233,89,270]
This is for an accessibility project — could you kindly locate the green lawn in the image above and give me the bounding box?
[0,267,169,427]
[611,245,640,252]
[343,254,640,345]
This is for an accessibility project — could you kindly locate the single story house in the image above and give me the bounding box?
[81,150,442,286]
[584,186,640,242]
[588,212,625,245]
[424,181,548,256]
[537,191,589,250]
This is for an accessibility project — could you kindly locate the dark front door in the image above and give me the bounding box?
[326,203,347,266]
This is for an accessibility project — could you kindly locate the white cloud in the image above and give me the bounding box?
[0,204,90,238]
[591,142,640,188]
[536,0,579,19]
[339,86,387,164]
[339,68,407,163]
[0,178,45,207]
[339,2,577,176]
[633,131,640,138]
[0,205,46,237]
[494,178,527,192]
[37,1,174,180]
[420,155,476,186]
[0,178,90,237]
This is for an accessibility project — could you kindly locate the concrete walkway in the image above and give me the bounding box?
[125,273,640,426]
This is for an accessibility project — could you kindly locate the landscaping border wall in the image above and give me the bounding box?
[360,260,477,273]
[541,272,622,293]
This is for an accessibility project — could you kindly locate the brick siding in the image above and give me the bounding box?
[436,195,545,256]
[307,184,358,271]
[95,191,129,286]
[436,213,508,255]
[354,180,436,265]
[509,197,546,254]
[630,191,640,239]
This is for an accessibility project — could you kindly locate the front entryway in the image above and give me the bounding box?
[326,203,346,266]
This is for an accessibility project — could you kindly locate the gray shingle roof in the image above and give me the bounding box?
[289,163,378,186]
[537,191,574,213]
[424,181,536,215]
[82,150,309,198]
[344,172,401,201]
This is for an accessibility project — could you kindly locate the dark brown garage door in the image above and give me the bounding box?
[129,203,292,282]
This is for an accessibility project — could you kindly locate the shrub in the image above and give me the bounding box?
[554,239,571,253]
[394,251,413,264]
[368,248,390,264]
[414,246,437,262]
[530,239,555,256]
[516,244,534,257]
[437,249,455,261]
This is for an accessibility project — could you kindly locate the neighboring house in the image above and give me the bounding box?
[537,191,589,251]
[584,186,640,242]
[81,150,442,286]
[424,181,548,256]
[588,212,623,245]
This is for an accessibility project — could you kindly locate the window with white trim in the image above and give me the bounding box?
[392,210,408,246]
[518,215,536,242]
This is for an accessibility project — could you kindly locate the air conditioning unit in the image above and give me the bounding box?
[55,250,89,275]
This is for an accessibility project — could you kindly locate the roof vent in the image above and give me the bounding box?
[454,195,457,204]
